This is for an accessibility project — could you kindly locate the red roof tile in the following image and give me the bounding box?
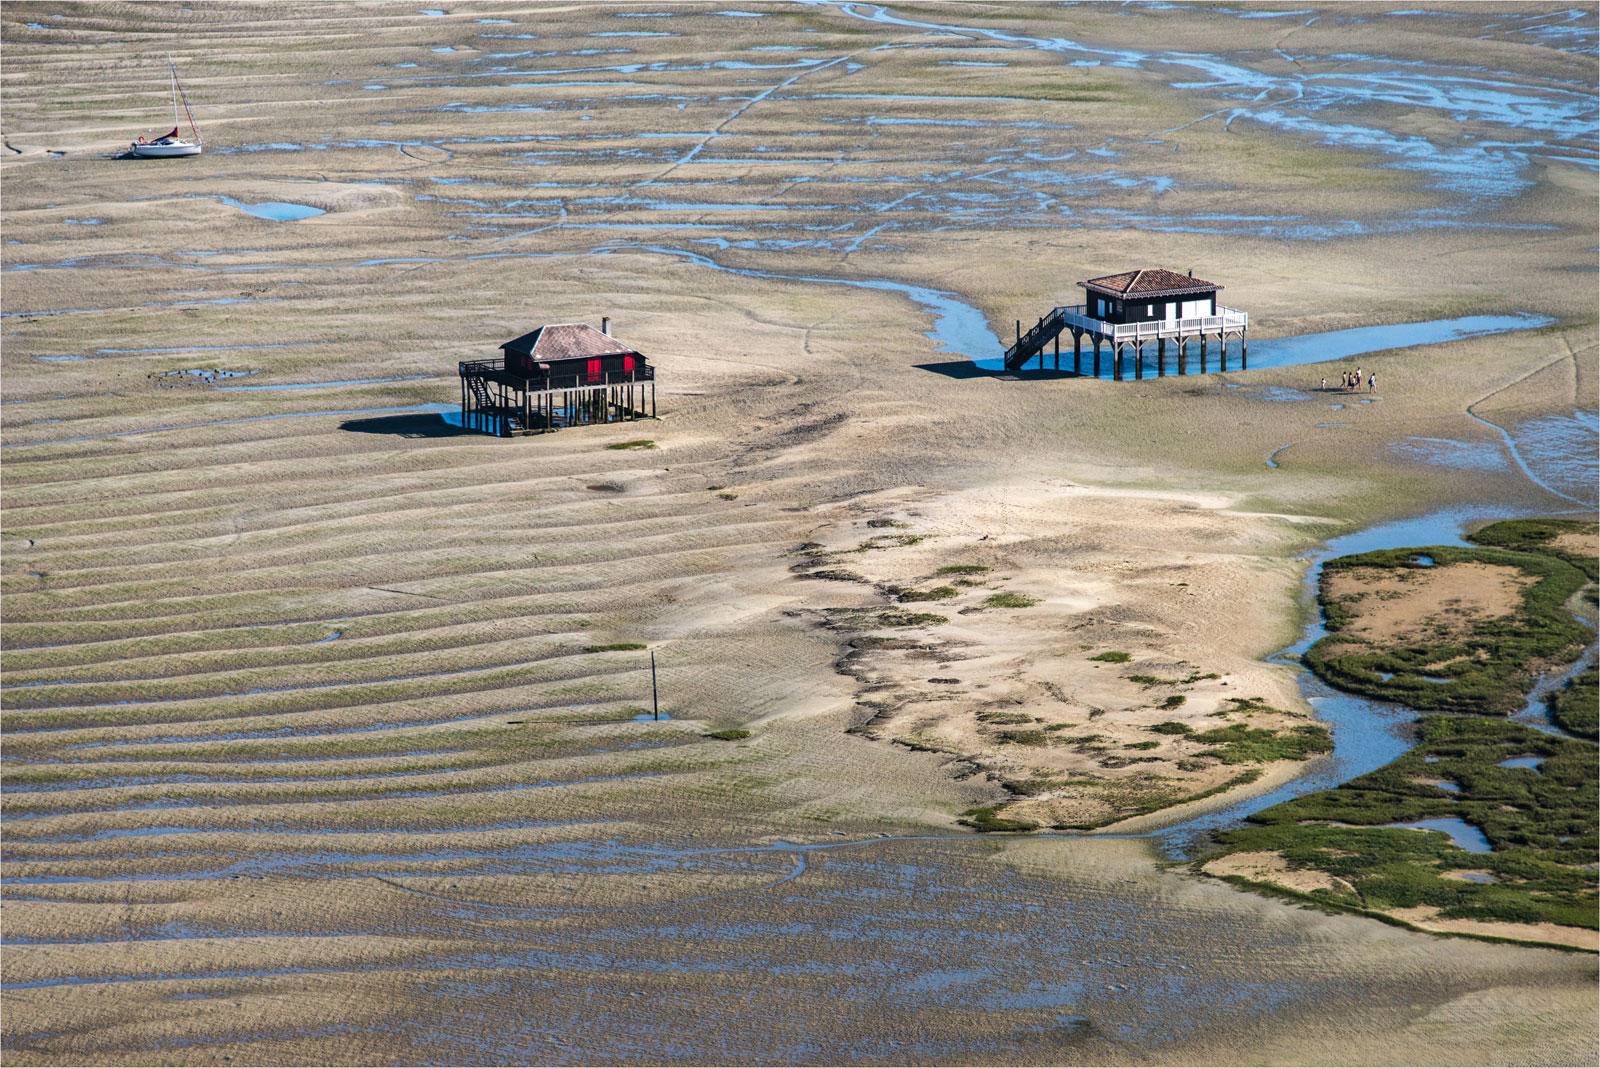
[1081,268,1222,298]
[501,323,639,362]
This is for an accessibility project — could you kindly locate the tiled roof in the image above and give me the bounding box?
[501,323,638,361]
[1082,268,1222,298]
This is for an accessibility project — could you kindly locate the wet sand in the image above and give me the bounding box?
[3,2,1597,1064]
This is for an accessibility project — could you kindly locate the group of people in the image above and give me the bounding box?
[1321,368,1376,393]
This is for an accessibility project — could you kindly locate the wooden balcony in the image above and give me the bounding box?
[459,357,654,393]
[1055,304,1248,342]
[457,356,656,436]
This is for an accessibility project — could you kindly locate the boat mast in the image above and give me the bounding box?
[167,54,201,143]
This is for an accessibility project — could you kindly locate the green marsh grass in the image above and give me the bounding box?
[1191,722,1333,765]
[1207,717,1598,932]
[959,806,1039,833]
[895,585,958,602]
[1307,545,1593,715]
[1547,666,1598,739]
[983,592,1039,608]
[1467,518,1598,581]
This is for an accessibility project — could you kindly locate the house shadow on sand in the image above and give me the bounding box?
[340,412,472,438]
[915,360,1085,382]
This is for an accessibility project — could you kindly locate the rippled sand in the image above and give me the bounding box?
[3,3,1596,1064]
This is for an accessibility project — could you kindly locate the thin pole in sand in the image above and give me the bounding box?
[651,650,660,720]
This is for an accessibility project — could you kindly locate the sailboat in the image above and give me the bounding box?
[131,55,202,158]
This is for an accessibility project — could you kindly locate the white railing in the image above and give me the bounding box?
[1055,304,1247,341]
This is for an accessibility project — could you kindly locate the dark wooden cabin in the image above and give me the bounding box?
[459,319,655,436]
[1081,268,1220,325]
[501,322,646,385]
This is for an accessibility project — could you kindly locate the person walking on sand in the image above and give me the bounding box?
[1369,373,1376,393]
[1321,376,1327,392]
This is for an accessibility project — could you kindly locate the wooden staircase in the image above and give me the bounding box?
[1003,307,1070,371]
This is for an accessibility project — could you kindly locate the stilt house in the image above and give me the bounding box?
[1004,268,1249,379]
[458,318,655,436]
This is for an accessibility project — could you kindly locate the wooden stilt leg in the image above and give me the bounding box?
[1074,332,1082,375]
[1241,336,1247,370]
[1157,338,1166,377]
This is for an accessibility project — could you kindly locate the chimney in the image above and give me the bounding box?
[601,316,610,336]
[1188,268,1193,277]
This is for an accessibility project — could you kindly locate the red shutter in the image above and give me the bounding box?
[623,355,635,373]
[586,358,601,383]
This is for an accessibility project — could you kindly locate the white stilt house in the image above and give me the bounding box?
[1005,268,1249,379]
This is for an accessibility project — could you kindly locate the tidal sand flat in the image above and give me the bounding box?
[3,2,1597,1065]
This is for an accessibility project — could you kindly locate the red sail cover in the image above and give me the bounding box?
[161,127,179,140]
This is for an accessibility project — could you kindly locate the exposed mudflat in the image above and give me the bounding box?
[1323,561,1536,648]
[2,2,1596,1065]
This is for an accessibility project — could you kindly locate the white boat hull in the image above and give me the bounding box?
[132,140,201,158]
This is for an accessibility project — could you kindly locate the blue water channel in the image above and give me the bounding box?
[629,245,1554,381]
[985,313,1553,378]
